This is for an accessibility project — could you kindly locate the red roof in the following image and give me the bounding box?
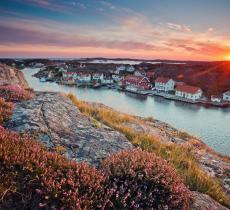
[124,75,146,82]
[146,71,155,77]
[176,85,202,94]
[64,72,76,75]
[155,77,171,84]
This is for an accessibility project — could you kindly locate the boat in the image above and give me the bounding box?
[92,83,102,88]
[125,85,138,93]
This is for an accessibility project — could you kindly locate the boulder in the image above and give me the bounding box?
[0,63,29,88]
[5,92,133,165]
[190,191,229,210]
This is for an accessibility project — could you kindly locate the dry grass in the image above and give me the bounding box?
[68,93,230,208]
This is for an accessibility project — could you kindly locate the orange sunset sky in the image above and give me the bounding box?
[0,0,230,61]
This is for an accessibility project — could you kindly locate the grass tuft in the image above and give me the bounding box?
[68,93,230,208]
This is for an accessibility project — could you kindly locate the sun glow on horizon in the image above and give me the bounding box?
[224,54,230,61]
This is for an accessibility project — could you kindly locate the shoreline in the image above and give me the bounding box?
[43,77,230,109]
[22,67,230,156]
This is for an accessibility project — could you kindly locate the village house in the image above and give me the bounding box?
[123,75,152,90]
[223,91,230,101]
[92,72,104,81]
[175,85,203,100]
[34,63,44,68]
[62,72,78,80]
[155,77,175,92]
[79,63,86,68]
[134,70,146,77]
[146,71,155,81]
[126,65,135,73]
[101,76,114,85]
[115,65,126,74]
[59,67,67,73]
[77,72,91,82]
[112,74,122,82]
[211,95,221,103]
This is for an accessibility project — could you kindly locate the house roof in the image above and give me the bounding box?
[223,91,230,96]
[146,71,155,77]
[124,75,149,83]
[211,95,221,99]
[176,85,202,94]
[155,77,172,84]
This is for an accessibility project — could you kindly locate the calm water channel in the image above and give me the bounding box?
[22,68,230,156]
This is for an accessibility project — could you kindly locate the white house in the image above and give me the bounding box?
[223,91,230,101]
[175,85,203,100]
[59,67,67,73]
[77,73,91,82]
[102,77,114,85]
[92,73,104,81]
[112,74,122,82]
[115,65,126,74]
[34,63,44,68]
[79,63,86,68]
[126,65,135,73]
[134,70,146,77]
[211,95,221,103]
[63,72,78,80]
[155,77,175,92]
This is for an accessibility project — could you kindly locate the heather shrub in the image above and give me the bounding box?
[68,93,230,208]
[101,149,191,210]
[0,97,14,124]
[0,127,108,210]
[0,85,33,102]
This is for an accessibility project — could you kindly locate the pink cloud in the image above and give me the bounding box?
[167,22,191,32]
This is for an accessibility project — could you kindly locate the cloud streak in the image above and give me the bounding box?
[0,24,158,51]
[167,22,191,32]
[0,2,230,60]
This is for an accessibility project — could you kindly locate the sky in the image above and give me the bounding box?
[0,0,230,60]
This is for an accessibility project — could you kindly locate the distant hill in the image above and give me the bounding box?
[150,61,230,97]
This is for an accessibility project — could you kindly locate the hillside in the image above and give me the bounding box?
[150,61,230,96]
[0,64,230,209]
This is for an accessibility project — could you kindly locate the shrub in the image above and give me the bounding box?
[0,97,14,124]
[101,149,192,210]
[68,93,230,208]
[0,127,108,210]
[177,131,193,141]
[0,85,33,102]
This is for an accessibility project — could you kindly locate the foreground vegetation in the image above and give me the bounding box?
[0,127,190,209]
[0,87,190,209]
[68,93,230,208]
[0,84,229,209]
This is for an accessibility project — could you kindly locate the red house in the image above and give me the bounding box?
[123,75,152,90]
[146,71,155,81]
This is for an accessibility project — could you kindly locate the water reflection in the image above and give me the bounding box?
[124,92,148,100]
[173,101,201,111]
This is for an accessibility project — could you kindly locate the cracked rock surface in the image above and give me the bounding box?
[5,92,133,165]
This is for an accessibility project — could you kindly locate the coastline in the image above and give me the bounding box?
[33,68,230,109]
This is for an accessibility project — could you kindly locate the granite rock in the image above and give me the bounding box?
[5,92,133,165]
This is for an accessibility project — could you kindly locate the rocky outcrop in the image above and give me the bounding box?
[86,102,230,198]
[5,92,133,165]
[0,63,29,88]
[191,192,229,210]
